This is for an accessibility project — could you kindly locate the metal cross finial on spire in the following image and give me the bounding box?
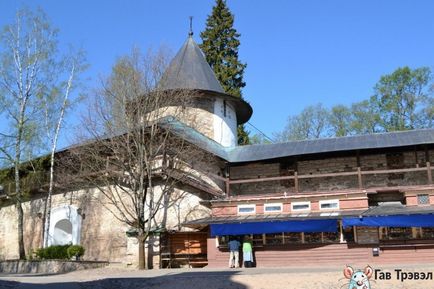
[189,16,193,37]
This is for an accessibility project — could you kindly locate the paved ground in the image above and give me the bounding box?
[1,264,434,289]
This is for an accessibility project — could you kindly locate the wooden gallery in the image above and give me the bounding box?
[1,34,434,268]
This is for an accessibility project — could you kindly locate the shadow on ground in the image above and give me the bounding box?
[0,271,248,289]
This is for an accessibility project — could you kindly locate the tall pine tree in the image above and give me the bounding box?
[200,0,250,145]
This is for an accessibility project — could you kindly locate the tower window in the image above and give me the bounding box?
[223,100,227,117]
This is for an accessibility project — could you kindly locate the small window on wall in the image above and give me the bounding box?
[264,203,283,213]
[380,227,413,240]
[291,201,311,211]
[322,231,340,243]
[319,199,339,210]
[265,233,283,245]
[284,232,302,243]
[418,194,430,205]
[237,204,256,214]
[422,227,434,238]
[252,234,264,246]
[304,232,322,243]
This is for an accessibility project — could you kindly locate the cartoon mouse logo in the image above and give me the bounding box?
[343,265,373,289]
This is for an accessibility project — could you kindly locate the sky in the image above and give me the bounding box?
[1,0,434,149]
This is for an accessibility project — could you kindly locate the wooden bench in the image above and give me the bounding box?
[161,253,208,268]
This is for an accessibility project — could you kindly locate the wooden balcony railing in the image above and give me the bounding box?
[0,171,50,196]
[209,162,434,196]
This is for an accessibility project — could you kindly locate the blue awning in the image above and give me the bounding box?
[342,214,434,229]
[210,219,338,237]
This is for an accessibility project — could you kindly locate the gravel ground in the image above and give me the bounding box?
[1,264,434,289]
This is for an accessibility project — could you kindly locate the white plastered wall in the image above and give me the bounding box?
[213,98,237,147]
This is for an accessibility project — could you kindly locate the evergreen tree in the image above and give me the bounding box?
[200,0,250,145]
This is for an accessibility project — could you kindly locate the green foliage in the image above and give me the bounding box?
[237,125,250,145]
[200,0,250,144]
[277,66,434,141]
[349,99,381,134]
[36,245,70,260]
[372,66,432,131]
[35,244,85,260]
[249,133,273,145]
[329,105,352,137]
[276,103,331,141]
[67,245,85,259]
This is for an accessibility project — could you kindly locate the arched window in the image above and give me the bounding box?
[53,219,73,245]
[46,205,82,247]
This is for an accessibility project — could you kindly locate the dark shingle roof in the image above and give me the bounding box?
[159,36,225,92]
[157,36,253,124]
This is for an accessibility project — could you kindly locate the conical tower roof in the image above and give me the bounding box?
[158,36,252,124]
[159,36,225,92]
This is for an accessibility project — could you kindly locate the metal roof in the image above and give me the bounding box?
[183,205,434,227]
[362,203,434,216]
[184,209,365,227]
[227,129,434,163]
[157,36,253,124]
[166,120,434,163]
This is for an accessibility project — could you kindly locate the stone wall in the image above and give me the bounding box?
[150,97,216,143]
[0,189,127,262]
[0,260,108,274]
[229,149,434,196]
[0,185,210,266]
[230,163,291,195]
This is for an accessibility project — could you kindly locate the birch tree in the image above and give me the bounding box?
[41,51,86,247]
[0,8,58,259]
[0,8,85,257]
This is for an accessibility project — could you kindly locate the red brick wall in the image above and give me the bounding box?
[212,196,369,217]
[406,196,419,206]
[212,206,237,216]
[206,238,434,268]
[340,198,368,210]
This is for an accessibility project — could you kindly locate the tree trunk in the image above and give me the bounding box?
[15,131,25,260]
[138,236,146,270]
[43,63,74,248]
[147,236,154,270]
[16,200,25,259]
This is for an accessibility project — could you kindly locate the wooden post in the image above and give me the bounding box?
[294,171,299,193]
[427,162,433,184]
[354,227,358,243]
[357,167,363,189]
[225,178,230,197]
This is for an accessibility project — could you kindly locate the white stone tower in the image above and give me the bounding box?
[157,34,252,147]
